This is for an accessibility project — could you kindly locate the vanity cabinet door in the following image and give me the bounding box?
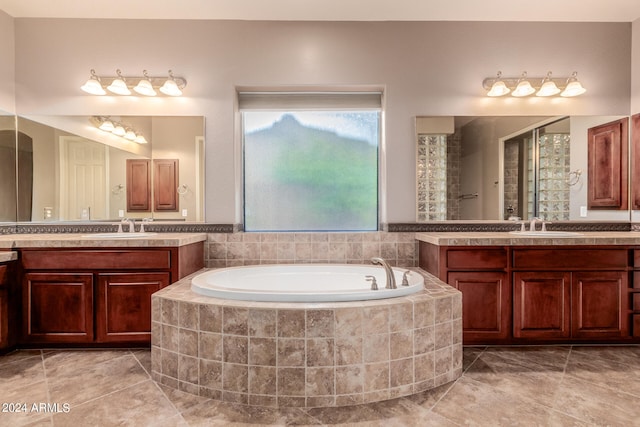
[447,271,510,343]
[513,272,571,339]
[96,272,170,343]
[153,159,179,211]
[22,272,94,343]
[571,271,628,339]
[587,117,628,210]
[127,159,151,211]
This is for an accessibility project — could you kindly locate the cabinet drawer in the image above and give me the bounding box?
[22,250,172,271]
[446,248,507,270]
[513,249,627,269]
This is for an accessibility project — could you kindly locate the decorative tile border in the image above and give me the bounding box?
[388,221,633,233]
[2,221,634,235]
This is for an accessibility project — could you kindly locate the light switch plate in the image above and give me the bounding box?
[182,209,188,217]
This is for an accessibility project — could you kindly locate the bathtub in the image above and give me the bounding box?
[190,264,424,302]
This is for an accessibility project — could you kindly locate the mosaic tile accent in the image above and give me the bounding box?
[151,269,462,408]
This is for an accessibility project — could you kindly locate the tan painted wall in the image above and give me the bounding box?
[11,19,634,222]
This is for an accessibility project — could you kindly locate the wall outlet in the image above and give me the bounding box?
[580,206,588,217]
[118,209,125,218]
[182,209,188,217]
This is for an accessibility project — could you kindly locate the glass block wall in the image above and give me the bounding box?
[538,133,571,220]
[417,134,447,221]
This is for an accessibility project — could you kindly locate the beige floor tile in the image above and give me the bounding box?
[51,380,181,427]
[46,353,149,406]
[0,356,46,395]
[463,349,566,407]
[432,376,588,426]
[552,375,640,425]
[1,345,639,426]
[0,350,42,367]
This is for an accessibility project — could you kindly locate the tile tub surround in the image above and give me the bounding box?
[204,231,419,268]
[151,268,462,408]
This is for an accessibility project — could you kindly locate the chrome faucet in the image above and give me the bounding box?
[371,257,396,289]
[121,217,135,233]
[529,217,541,232]
[140,217,152,233]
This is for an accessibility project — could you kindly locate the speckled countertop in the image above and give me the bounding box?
[0,233,207,249]
[415,231,640,246]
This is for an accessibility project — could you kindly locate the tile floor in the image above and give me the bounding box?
[1,345,639,426]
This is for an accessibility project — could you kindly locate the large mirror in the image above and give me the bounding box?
[0,111,17,223]
[8,115,205,223]
[416,115,630,222]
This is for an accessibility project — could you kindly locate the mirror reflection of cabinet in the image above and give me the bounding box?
[126,159,151,211]
[153,159,178,212]
[126,158,179,213]
[587,118,628,210]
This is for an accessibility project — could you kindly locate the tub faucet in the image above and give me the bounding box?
[371,257,396,289]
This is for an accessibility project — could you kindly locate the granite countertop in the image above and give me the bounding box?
[0,233,207,249]
[415,231,640,246]
[0,251,18,262]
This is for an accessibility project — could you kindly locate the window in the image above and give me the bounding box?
[240,92,381,231]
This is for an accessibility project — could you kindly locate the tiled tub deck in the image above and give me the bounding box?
[151,267,462,408]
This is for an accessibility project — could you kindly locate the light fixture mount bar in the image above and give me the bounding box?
[482,71,585,97]
[81,70,187,96]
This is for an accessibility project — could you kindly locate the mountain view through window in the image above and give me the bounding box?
[243,112,379,231]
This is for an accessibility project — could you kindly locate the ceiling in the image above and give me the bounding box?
[1,0,640,22]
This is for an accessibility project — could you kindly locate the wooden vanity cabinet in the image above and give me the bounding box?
[23,272,94,343]
[587,117,628,210]
[420,243,510,344]
[96,272,169,342]
[419,242,634,345]
[512,248,629,341]
[0,260,19,352]
[20,243,203,345]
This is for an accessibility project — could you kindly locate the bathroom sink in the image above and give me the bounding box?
[81,232,159,239]
[509,231,583,238]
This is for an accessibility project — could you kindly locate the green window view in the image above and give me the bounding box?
[243,111,379,231]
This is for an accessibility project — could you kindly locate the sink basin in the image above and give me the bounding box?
[509,231,583,238]
[82,232,159,239]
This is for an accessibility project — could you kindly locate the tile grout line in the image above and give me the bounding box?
[40,350,55,426]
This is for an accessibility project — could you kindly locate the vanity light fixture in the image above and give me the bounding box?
[482,71,586,98]
[81,69,187,97]
[106,69,131,95]
[133,70,157,96]
[159,70,183,96]
[80,69,107,95]
[486,71,511,97]
[536,71,561,97]
[511,72,536,97]
[91,116,149,144]
[561,72,587,97]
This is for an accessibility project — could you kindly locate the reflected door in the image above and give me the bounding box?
[60,137,108,220]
